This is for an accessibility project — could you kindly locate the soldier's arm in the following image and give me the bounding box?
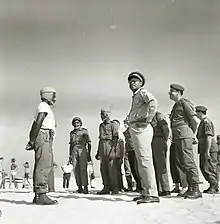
[84,129,92,159]
[140,90,158,123]
[95,125,102,158]
[29,112,47,145]
[112,123,119,150]
[119,140,125,162]
[204,120,214,155]
[182,100,198,134]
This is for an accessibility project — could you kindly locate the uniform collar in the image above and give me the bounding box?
[133,87,143,95]
[103,119,111,124]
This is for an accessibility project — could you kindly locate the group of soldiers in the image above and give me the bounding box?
[25,71,220,205]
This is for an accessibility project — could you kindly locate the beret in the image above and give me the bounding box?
[40,86,56,95]
[72,117,82,124]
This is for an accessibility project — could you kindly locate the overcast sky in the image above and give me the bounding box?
[0,0,220,175]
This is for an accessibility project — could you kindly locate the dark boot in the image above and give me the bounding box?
[137,196,160,204]
[205,186,218,194]
[111,189,119,195]
[35,193,58,205]
[83,186,88,194]
[126,176,133,191]
[159,191,171,197]
[203,187,210,193]
[177,188,188,197]
[184,185,202,199]
[133,195,145,201]
[97,186,110,195]
[77,186,83,193]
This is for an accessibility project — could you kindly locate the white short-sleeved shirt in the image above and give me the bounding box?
[34,102,56,130]
[61,164,73,173]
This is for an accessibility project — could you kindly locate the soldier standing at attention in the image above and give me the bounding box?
[196,106,218,194]
[151,111,170,197]
[69,117,91,194]
[127,71,159,204]
[95,108,119,195]
[169,84,202,199]
[25,86,58,205]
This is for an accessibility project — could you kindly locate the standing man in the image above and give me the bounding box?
[95,108,119,195]
[127,71,159,204]
[61,161,73,189]
[151,112,170,196]
[22,162,32,189]
[123,120,142,192]
[169,84,202,199]
[69,117,91,194]
[112,119,126,192]
[25,86,58,205]
[196,106,218,194]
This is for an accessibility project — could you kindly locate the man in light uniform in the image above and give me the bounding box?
[126,71,159,204]
[25,86,58,205]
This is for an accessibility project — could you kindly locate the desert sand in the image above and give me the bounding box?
[1,176,220,224]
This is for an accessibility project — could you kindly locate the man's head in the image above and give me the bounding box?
[195,106,207,120]
[11,158,16,163]
[100,108,111,121]
[127,72,145,92]
[169,84,185,102]
[40,86,56,105]
[72,117,82,130]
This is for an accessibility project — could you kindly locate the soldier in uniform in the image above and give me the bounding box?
[196,106,218,194]
[69,117,91,194]
[169,84,202,199]
[95,108,119,195]
[127,71,159,204]
[123,121,142,192]
[25,86,58,205]
[151,112,170,196]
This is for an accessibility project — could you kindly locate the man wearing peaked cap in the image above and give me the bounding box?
[128,71,145,87]
[216,135,220,191]
[169,84,202,199]
[196,106,218,194]
[170,84,185,92]
[195,106,208,113]
[25,86,58,205]
[126,71,160,204]
[69,116,91,194]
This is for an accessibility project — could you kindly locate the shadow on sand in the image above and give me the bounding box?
[0,198,33,205]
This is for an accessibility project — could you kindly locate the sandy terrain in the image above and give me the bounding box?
[1,177,220,224]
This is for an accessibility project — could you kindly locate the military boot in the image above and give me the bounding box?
[77,186,83,193]
[35,193,58,205]
[83,186,88,194]
[97,186,110,195]
[184,184,202,199]
[206,185,218,194]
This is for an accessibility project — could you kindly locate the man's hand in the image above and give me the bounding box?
[192,137,198,145]
[95,154,100,160]
[68,156,72,164]
[25,141,35,151]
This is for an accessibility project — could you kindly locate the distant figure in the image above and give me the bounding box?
[69,117,92,194]
[25,86,58,205]
[0,169,7,189]
[9,158,18,189]
[87,160,95,189]
[22,162,32,189]
[61,162,73,189]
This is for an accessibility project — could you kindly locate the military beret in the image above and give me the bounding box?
[72,117,82,125]
[195,106,208,112]
[170,84,185,92]
[40,86,56,95]
[101,108,111,113]
[128,72,145,86]
[217,135,220,139]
